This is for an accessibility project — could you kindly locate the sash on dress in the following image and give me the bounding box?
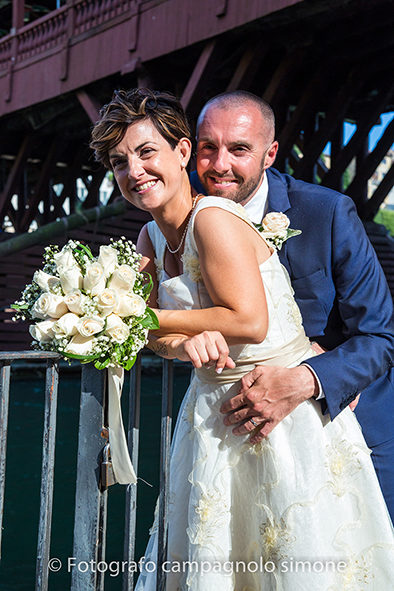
[195,333,313,384]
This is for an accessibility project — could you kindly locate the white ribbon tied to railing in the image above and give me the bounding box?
[107,367,137,485]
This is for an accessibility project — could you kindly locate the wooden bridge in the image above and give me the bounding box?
[0,0,393,350]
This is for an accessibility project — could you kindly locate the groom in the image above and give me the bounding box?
[191,91,394,519]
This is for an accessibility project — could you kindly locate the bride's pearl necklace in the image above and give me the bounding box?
[165,194,200,255]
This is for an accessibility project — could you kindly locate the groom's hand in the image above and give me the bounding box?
[220,365,319,443]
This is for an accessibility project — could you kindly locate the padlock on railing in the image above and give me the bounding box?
[100,442,116,490]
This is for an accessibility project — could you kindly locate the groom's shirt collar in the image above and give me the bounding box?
[242,173,269,224]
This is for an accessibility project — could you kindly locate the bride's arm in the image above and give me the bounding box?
[153,207,270,345]
[137,224,235,370]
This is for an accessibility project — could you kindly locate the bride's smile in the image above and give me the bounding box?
[108,118,192,217]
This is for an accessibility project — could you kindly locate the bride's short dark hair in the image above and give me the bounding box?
[90,88,191,169]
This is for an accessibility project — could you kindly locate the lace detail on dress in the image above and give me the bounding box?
[154,257,164,283]
[339,552,373,590]
[285,293,303,329]
[259,514,294,564]
[188,488,230,547]
[181,249,201,282]
[325,437,363,497]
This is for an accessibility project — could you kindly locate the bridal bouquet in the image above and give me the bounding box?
[12,238,158,370]
[12,238,158,486]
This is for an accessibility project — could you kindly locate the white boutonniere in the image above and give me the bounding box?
[255,212,301,250]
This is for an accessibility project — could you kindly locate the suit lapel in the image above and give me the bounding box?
[266,168,291,214]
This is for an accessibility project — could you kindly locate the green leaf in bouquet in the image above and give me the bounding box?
[11,303,29,310]
[94,357,111,370]
[140,307,159,329]
[124,355,137,371]
[61,351,101,362]
[287,228,302,239]
[141,272,154,301]
[74,243,94,260]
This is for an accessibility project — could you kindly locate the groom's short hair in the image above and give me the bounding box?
[196,91,275,135]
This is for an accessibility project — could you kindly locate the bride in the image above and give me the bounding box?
[91,88,394,590]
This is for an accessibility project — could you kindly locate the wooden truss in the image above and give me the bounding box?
[0,0,393,234]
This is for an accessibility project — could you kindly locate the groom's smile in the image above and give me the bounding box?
[196,101,278,205]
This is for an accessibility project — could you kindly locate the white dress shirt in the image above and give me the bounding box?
[242,173,269,223]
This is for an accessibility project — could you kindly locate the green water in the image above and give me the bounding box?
[0,364,191,590]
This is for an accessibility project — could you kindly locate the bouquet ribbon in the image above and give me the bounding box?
[107,367,137,484]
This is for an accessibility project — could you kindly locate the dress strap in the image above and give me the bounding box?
[146,221,167,281]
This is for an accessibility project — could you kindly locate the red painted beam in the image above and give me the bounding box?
[0,0,303,115]
[76,90,101,124]
[181,40,216,110]
[12,0,25,31]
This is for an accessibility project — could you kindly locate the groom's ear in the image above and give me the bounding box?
[264,141,279,170]
[177,137,192,167]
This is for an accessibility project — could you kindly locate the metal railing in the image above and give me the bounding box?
[0,351,174,590]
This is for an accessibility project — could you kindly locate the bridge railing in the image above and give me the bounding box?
[0,350,174,591]
[0,0,138,75]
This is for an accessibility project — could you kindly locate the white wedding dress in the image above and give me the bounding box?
[136,197,394,591]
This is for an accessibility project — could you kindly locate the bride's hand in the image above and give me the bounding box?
[174,331,236,373]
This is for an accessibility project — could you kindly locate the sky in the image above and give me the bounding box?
[324,111,394,155]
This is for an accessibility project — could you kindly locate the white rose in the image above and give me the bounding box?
[97,289,119,316]
[54,246,79,272]
[53,313,80,337]
[33,270,60,292]
[29,319,56,343]
[83,262,106,296]
[108,265,136,293]
[262,212,290,234]
[59,267,83,294]
[32,293,68,319]
[77,316,105,337]
[65,334,95,356]
[105,314,130,344]
[98,245,118,277]
[115,293,146,318]
[64,290,86,315]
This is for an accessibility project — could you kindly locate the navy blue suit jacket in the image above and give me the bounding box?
[266,168,393,447]
[191,168,394,447]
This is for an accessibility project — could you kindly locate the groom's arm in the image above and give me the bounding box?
[301,195,394,419]
[222,195,393,439]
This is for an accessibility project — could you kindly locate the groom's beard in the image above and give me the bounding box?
[198,159,266,205]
